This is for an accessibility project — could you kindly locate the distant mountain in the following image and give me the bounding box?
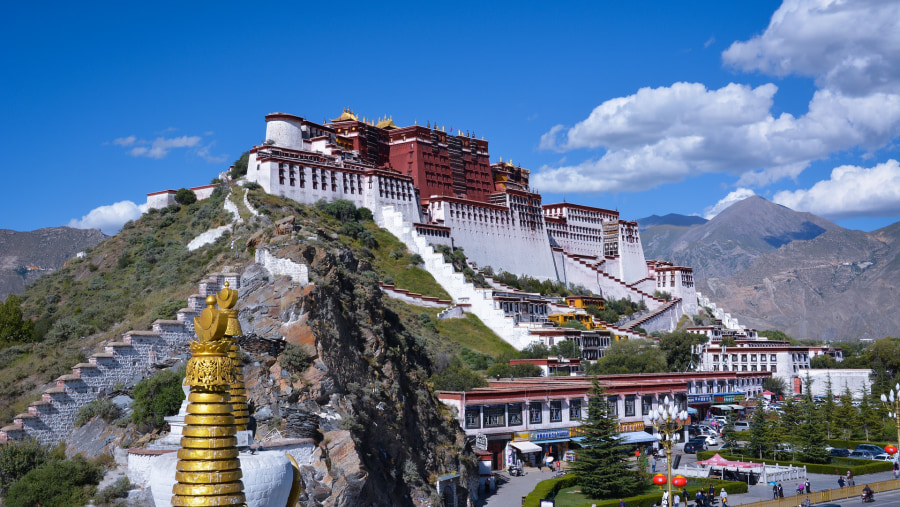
[643,196,900,341]
[636,213,707,230]
[642,196,839,278]
[0,227,107,300]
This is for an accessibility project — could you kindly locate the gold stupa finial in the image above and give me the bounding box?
[216,281,249,431]
[175,299,246,506]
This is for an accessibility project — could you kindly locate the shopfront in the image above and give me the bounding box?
[509,428,575,468]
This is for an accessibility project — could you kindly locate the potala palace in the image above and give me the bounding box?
[244,110,698,339]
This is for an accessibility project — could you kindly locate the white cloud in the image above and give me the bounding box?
[197,141,227,164]
[703,36,715,49]
[722,0,900,96]
[533,82,900,194]
[113,136,136,147]
[534,1,900,203]
[68,200,149,235]
[773,159,900,219]
[703,188,757,219]
[112,134,203,159]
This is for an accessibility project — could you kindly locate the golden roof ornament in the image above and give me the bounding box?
[174,296,246,506]
[216,282,250,431]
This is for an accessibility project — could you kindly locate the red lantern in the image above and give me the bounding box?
[653,474,668,487]
[673,475,687,488]
[886,445,898,455]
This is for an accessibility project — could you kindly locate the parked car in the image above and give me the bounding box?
[873,453,898,463]
[856,444,885,454]
[698,434,718,446]
[688,437,709,451]
[849,450,877,459]
[828,448,851,457]
[683,441,703,454]
[733,421,750,431]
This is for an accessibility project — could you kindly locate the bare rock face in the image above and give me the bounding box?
[238,241,477,506]
[0,226,107,299]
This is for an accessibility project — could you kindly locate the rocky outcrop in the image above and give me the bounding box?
[240,240,477,506]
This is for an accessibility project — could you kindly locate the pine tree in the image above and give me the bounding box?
[747,398,773,459]
[834,386,857,440]
[857,386,884,441]
[776,395,800,455]
[721,411,737,450]
[796,375,829,464]
[571,379,640,499]
[821,375,837,439]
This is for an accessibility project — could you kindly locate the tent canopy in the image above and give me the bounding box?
[510,441,542,453]
[617,431,659,444]
[697,453,759,469]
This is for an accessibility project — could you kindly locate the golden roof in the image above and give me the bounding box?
[330,108,359,122]
[376,115,398,130]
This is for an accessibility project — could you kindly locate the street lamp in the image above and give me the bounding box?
[646,396,689,507]
[880,383,900,460]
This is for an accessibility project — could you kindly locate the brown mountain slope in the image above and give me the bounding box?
[643,196,900,341]
[0,227,107,299]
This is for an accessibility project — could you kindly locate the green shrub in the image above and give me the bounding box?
[243,182,262,190]
[524,477,747,507]
[0,438,48,494]
[75,399,121,427]
[280,343,311,374]
[5,455,103,507]
[174,188,197,205]
[131,368,185,429]
[93,476,131,506]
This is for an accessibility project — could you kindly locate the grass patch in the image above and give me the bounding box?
[436,313,516,358]
[367,227,450,300]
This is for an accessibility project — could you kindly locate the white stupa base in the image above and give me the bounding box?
[148,451,294,507]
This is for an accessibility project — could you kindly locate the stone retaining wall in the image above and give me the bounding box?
[0,272,238,446]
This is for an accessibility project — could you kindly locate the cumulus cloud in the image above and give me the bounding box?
[113,136,136,147]
[703,188,757,219]
[532,82,900,193]
[773,159,900,219]
[723,0,900,96]
[68,200,149,235]
[534,1,900,202]
[108,133,226,161]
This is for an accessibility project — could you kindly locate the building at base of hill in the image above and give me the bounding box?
[437,371,770,475]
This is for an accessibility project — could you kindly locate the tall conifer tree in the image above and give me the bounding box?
[571,379,639,499]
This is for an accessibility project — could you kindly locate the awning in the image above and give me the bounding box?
[713,404,735,410]
[532,438,571,444]
[687,407,698,414]
[730,404,745,410]
[617,431,659,444]
[510,441,542,453]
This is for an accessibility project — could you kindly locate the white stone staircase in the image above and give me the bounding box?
[379,206,537,349]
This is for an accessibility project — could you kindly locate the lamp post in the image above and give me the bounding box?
[646,396,689,507]
[880,383,900,461]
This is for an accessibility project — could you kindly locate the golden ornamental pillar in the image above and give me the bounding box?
[216,282,250,432]
[172,296,246,507]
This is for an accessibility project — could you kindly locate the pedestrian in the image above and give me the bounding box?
[697,490,704,506]
[796,482,804,495]
[662,490,668,507]
[778,483,784,498]
[674,492,681,507]
[837,476,845,488]
[772,484,779,499]
[652,458,657,473]
[619,499,625,507]
[804,479,810,493]
[682,486,688,504]
[894,461,899,479]
[708,484,714,501]
[719,488,727,506]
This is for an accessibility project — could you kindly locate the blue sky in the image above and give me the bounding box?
[2,0,899,235]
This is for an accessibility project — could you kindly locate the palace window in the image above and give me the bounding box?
[484,405,505,428]
[625,397,635,417]
[465,407,480,429]
[508,403,523,425]
[529,402,542,424]
[642,396,653,415]
[548,401,562,423]
[607,396,618,416]
[569,399,582,420]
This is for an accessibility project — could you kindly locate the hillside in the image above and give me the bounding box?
[0,184,485,505]
[636,213,707,230]
[0,227,107,300]
[643,196,900,341]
